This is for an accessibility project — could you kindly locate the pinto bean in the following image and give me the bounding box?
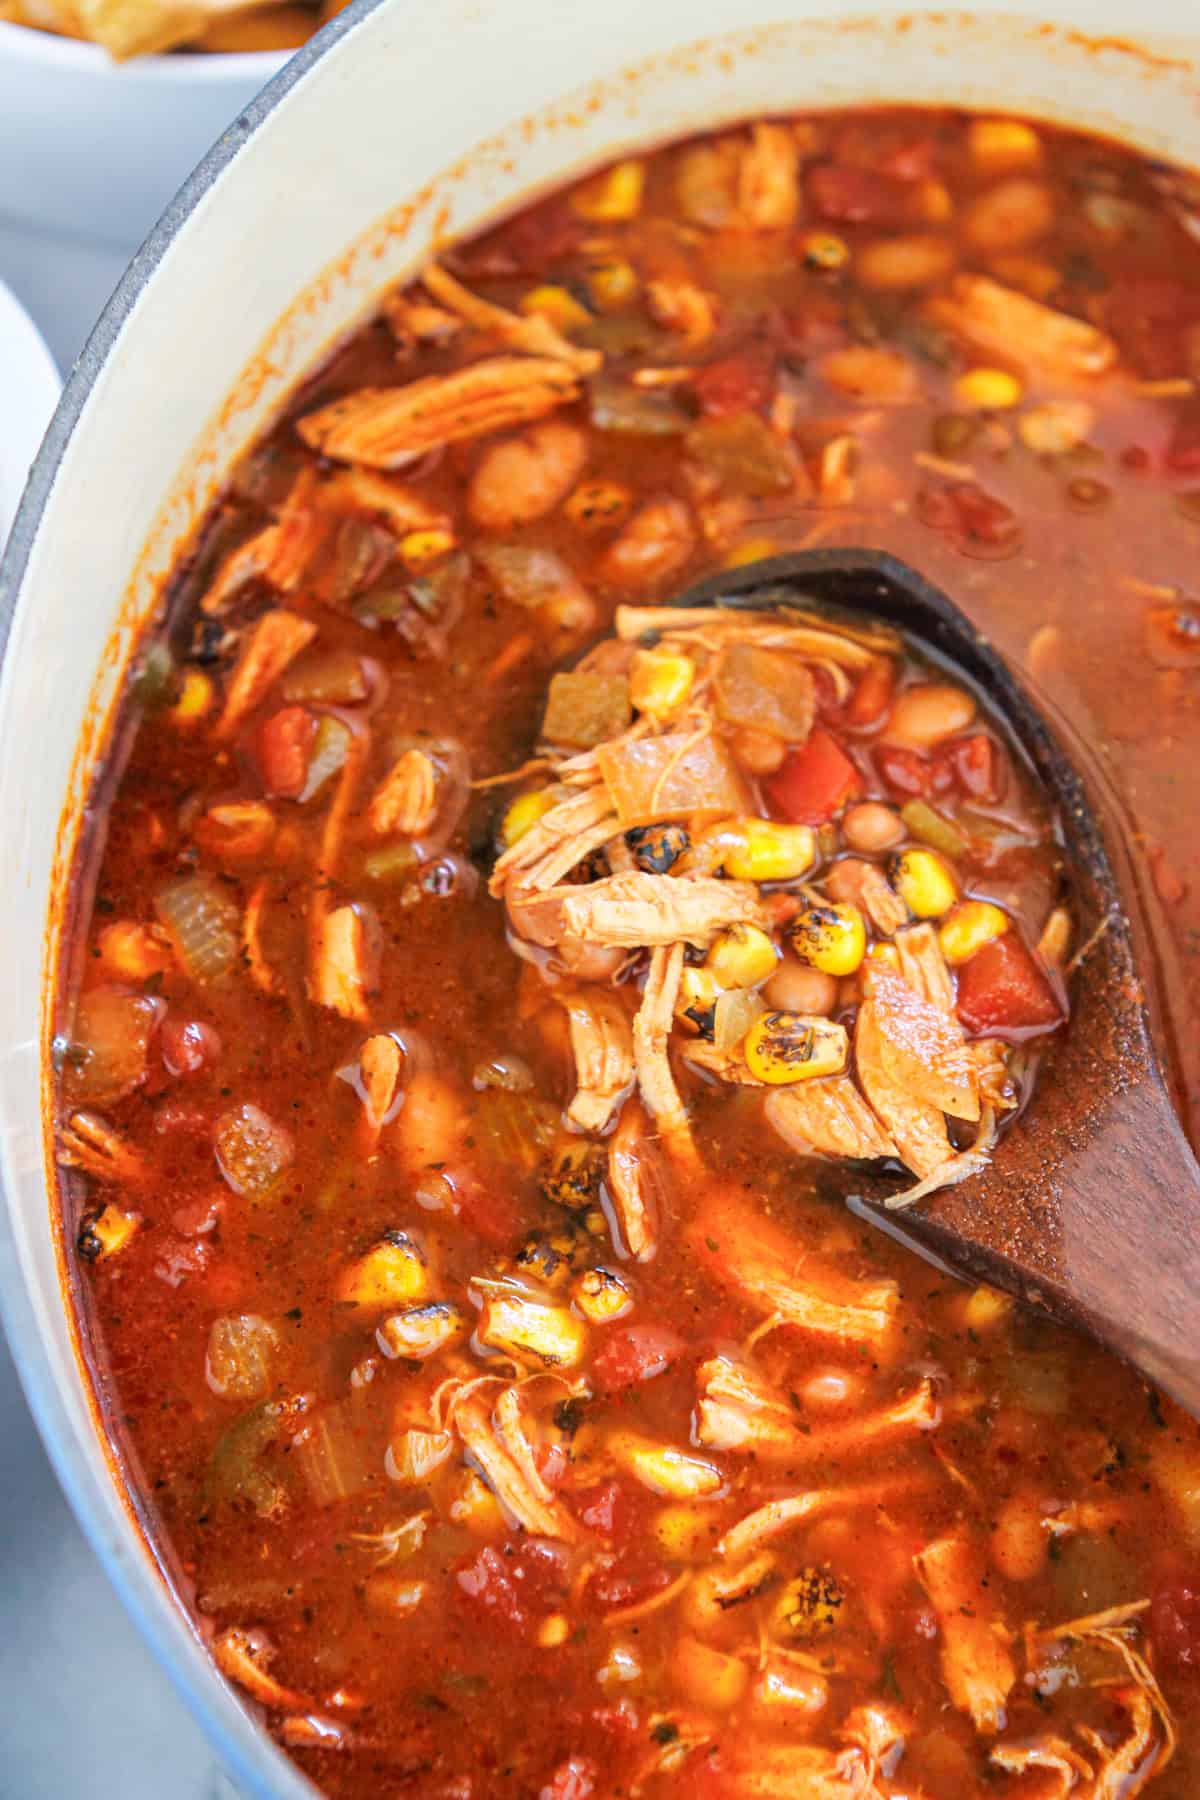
[855,233,956,291]
[468,420,588,530]
[764,958,839,1016]
[884,683,976,749]
[842,802,905,853]
[962,177,1056,254]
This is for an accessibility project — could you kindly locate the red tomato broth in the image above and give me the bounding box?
[52,109,1200,1799]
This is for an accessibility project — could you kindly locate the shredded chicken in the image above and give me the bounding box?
[646,277,719,348]
[927,274,1118,377]
[856,990,956,1182]
[490,787,617,896]
[839,1702,913,1781]
[213,1627,308,1712]
[310,903,377,1023]
[214,609,317,739]
[863,959,979,1121]
[320,466,451,535]
[725,1743,882,1800]
[696,1358,940,1463]
[738,121,801,228]
[421,261,601,375]
[633,943,693,1152]
[716,1476,930,1560]
[612,605,898,665]
[558,988,635,1132]
[764,1078,897,1161]
[358,1033,404,1154]
[607,1097,664,1260]
[297,356,584,468]
[894,921,957,1013]
[448,1377,582,1542]
[914,1533,1016,1734]
[367,748,438,838]
[990,1737,1093,1798]
[59,1110,148,1186]
[513,871,766,954]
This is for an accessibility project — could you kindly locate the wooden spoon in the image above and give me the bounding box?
[671,547,1200,1414]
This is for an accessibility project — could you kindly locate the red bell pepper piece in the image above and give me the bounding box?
[693,350,776,418]
[956,932,1063,1036]
[767,727,862,824]
[257,704,316,799]
[591,1323,686,1394]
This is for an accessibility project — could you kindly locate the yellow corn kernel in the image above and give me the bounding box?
[570,159,646,221]
[78,1202,140,1262]
[519,284,592,334]
[678,966,719,1029]
[939,899,1009,966]
[501,788,557,848]
[97,919,174,982]
[1038,905,1072,968]
[721,818,816,884]
[671,1636,749,1711]
[399,528,456,569]
[448,1469,506,1535]
[961,1283,1015,1333]
[564,478,632,533]
[743,1012,848,1086]
[967,118,1043,174]
[337,1231,429,1311]
[799,231,850,271]
[653,1504,720,1563]
[724,536,780,568]
[892,848,959,919]
[629,647,695,721]
[787,902,866,978]
[867,941,901,971]
[376,1301,466,1361]
[537,1613,571,1648]
[609,1432,723,1499]
[572,1266,633,1325]
[953,367,1023,411]
[585,257,639,311]
[168,667,214,726]
[706,924,779,990]
[477,1291,588,1368]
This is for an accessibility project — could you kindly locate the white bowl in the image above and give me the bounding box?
[0,21,287,249]
[0,277,59,542]
[1,3,1199,1795]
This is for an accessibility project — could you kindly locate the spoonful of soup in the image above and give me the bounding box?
[495,547,1200,1414]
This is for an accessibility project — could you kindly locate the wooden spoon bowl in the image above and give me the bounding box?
[672,548,1200,1414]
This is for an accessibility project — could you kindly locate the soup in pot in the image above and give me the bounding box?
[54,108,1200,1798]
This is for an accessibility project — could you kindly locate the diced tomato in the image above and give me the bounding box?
[257,704,316,799]
[591,1323,687,1393]
[874,744,932,799]
[586,1703,641,1749]
[1151,1578,1200,1670]
[916,481,1022,561]
[948,732,1007,803]
[444,1171,523,1250]
[956,932,1063,1036]
[681,1746,736,1800]
[455,1545,528,1632]
[571,1479,633,1539]
[587,1553,672,1612]
[539,1756,597,1800]
[161,1017,222,1077]
[693,350,776,418]
[846,656,896,728]
[767,727,863,824]
[878,135,937,182]
[806,160,899,225]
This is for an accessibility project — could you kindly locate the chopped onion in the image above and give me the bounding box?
[300,714,352,803]
[206,1314,280,1401]
[386,1427,454,1487]
[214,1101,295,1200]
[62,987,163,1106]
[155,874,241,985]
[293,1404,377,1507]
[713,987,765,1054]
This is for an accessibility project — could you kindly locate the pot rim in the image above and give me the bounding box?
[0,8,377,1794]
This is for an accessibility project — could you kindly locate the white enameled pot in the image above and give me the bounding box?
[1,3,1198,1793]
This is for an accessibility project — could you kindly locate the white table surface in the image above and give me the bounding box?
[0,212,228,1800]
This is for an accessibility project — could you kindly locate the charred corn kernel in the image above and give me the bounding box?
[967,118,1043,173]
[168,666,214,726]
[939,899,1009,965]
[77,1202,140,1262]
[954,367,1023,411]
[672,1636,749,1711]
[653,1504,719,1563]
[572,1266,633,1324]
[892,848,959,919]
[564,478,632,532]
[519,284,592,334]
[537,1614,571,1648]
[376,1301,466,1361]
[721,819,816,884]
[337,1230,429,1310]
[800,230,850,271]
[868,941,901,971]
[387,1427,455,1486]
[774,1567,845,1640]
[1038,905,1072,967]
[448,1470,506,1535]
[706,924,779,990]
[961,1283,1015,1332]
[678,967,718,1035]
[97,919,174,982]
[585,257,639,311]
[570,158,645,221]
[399,528,456,569]
[501,788,557,848]
[724,536,780,568]
[630,647,694,721]
[787,902,866,978]
[743,1013,848,1086]
[609,1432,723,1499]
[478,1292,588,1368]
